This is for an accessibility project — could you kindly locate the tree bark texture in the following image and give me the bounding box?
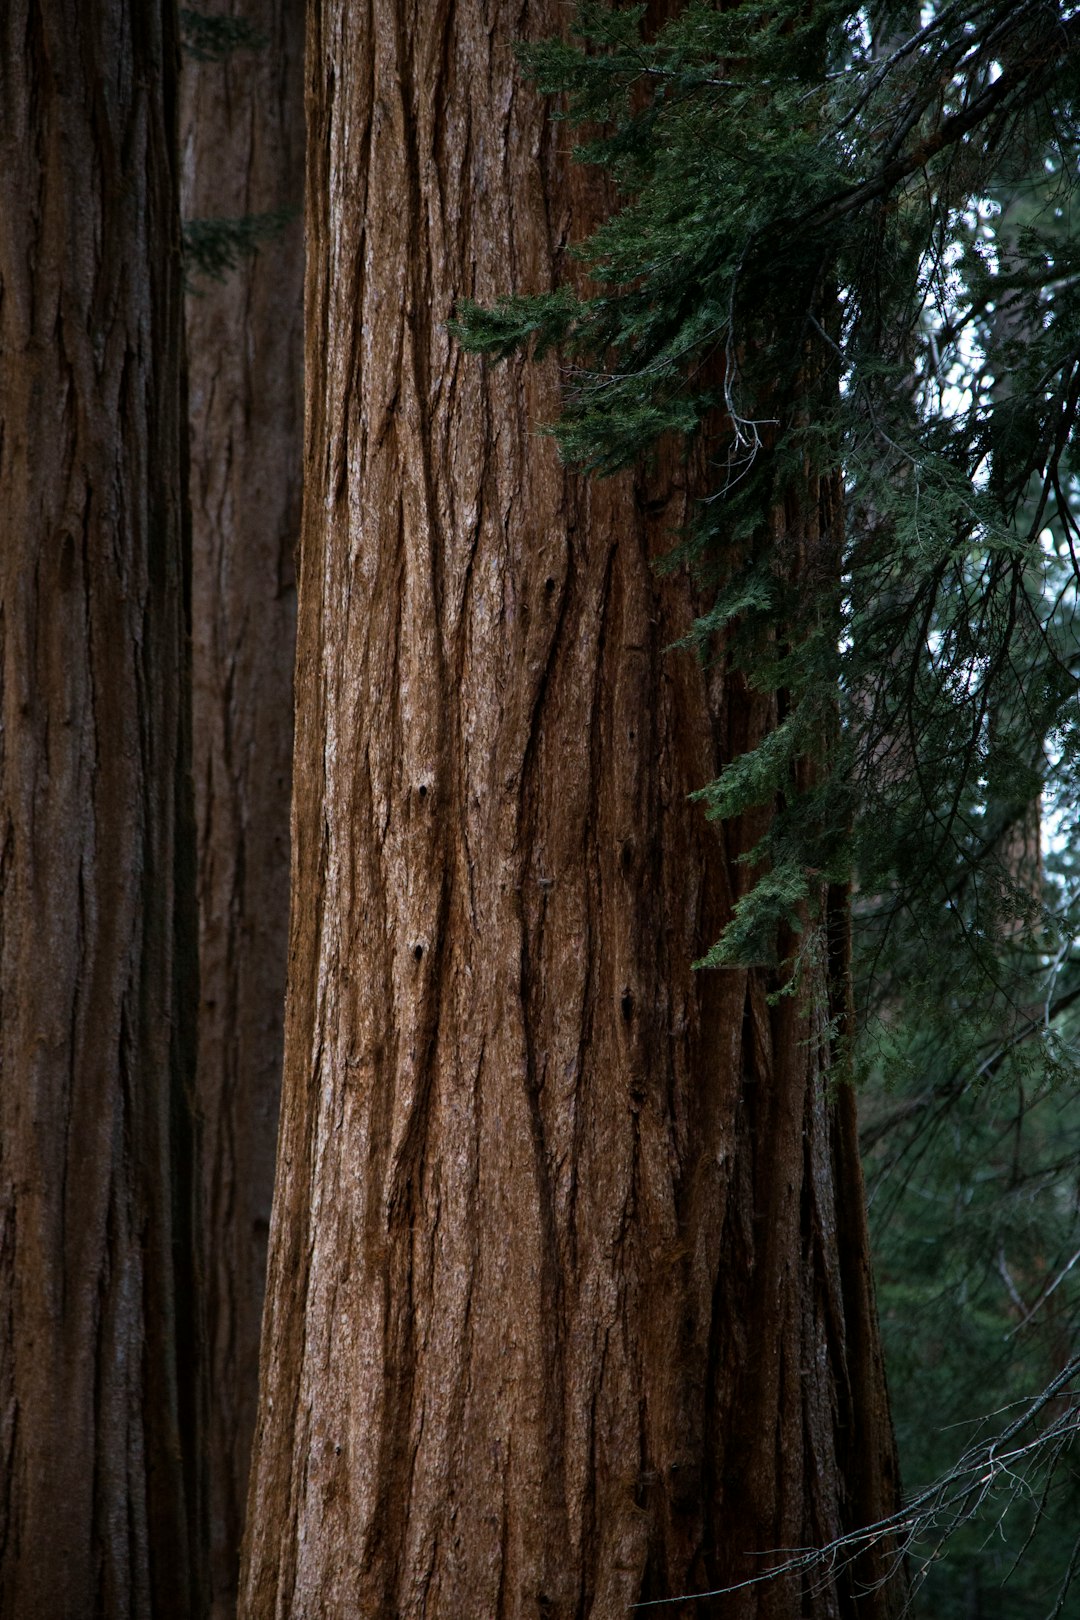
[0,4,201,1616]
[180,5,303,1611]
[241,4,902,1617]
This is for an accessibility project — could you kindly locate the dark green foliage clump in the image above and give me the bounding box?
[864,1009,1080,1619]
[183,210,297,285]
[180,8,268,62]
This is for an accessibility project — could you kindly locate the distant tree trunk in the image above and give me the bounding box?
[180,5,303,1612]
[240,5,902,1617]
[0,4,202,1616]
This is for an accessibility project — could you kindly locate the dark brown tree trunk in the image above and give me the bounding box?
[180,6,304,1612]
[0,3,202,1616]
[240,4,902,1616]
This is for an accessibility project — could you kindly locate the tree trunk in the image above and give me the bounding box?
[0,4,202,1616]
[180,6,304,1612]
[240,4,902,1616]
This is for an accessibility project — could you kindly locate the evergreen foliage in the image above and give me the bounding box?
[180,8,268,62]
[183,210,297,285]
[454,0,1080,980]
[866,1064,1080,1618]
[455,3,1080,1611]
[180,17,294,290]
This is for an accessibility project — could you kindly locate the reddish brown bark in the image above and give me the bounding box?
[240,4,902,1616]
[180,5,304,1611]
[0,3,202,1615]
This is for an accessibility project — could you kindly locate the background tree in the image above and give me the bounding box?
[180,4,304,1612]
[239,3,902,1616]
[0,2,203,1614]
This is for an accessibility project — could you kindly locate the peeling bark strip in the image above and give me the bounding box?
[241,4,901,1617]
[180,3,303,1612]
[0,3,201,1616]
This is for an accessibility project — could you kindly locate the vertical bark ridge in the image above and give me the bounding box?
[241,4,902,1617]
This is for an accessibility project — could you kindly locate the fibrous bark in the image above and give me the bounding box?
[0,3,201,1615]
[180,5,303,1611]
[241,4,901,1616]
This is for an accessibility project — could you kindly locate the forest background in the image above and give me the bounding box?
[1,2,1079,1618]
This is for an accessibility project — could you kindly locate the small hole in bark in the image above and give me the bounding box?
[413,943,424,961]
[418,783,428,799]
[334,1444,341,1456]
[621,990,634,1020]
[620,841,633,871]
[544,576,556,594]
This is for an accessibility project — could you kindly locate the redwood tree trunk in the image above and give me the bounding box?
[0,3,202,1615]
[180,6,304,1611]
[240,4,901,1616]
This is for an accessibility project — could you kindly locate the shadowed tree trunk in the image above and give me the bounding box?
[240,4,902,1615]
[180,5,303,1611]
[0,3,202,1615]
